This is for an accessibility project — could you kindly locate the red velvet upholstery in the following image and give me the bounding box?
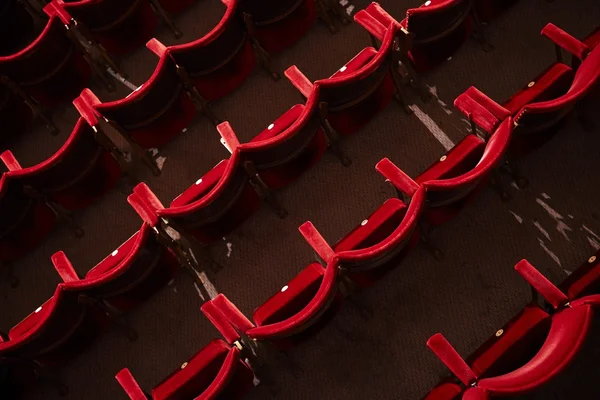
[284,18,396,136]
[0,284,97,366]
[476,304,593,395]
[80,53,196,149]
[0,5,92,109]
[55,224,179,311]
[465,305,551,378]
[0,174,56,262]
[454,86,511,134]
[364,1,473,72]
[130,155,261,243]
[151,339,254,400]
[559,250,600,299]
[218,99,327,189]
[0,118,122,211]
[239,0,317,53]
[147,0,256,101]
[52,0,158,55]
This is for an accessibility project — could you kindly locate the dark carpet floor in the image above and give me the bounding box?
[2,0,600,399]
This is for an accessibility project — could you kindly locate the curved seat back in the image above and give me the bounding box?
[406,0,473,44]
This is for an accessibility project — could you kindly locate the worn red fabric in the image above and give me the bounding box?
[453,86,511,134]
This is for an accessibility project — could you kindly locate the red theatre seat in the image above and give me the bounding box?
[116,338,255,400]
[422,305,551,399]
[217,98,327,190]
[426,260,598,399]
[129,156,261,244]
[454,24,600,156]
[238,0,317,53]
[51,0,159,56]
[414,117,513,226]
[301,182,423,288]
[80,53,197,175]
[146,0,256,102]
[0,4,92,109]
[284,16,398,164]
[0,117,122,212]
[52,224,179,312]
[358,1,474,73]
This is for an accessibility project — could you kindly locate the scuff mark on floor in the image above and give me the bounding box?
[538,238,562,267]
[582,225,600,241]
[541,193,550,199]
[587,236,600,250]
[427,85,453,115]
[409,104,455,151]
[535,198,572,241]
[510,211,523,224]
[533,221,551,241]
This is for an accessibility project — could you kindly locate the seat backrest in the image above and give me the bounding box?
[18,118,104,194]
[170,4,247,77]
[95,57,184,130]
[238,0,304,25]
[406,0,472,43]
[0,16,73,86]
[243,104,322,170]
[81,228,166,299]
[58,0,142,31]
[319,49,390,111]
[1,287,88,359]
[168,161,252,229]
[0,0,35,56]
[422,117,513,207]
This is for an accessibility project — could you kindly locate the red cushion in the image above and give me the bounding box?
[559,250,600,300]
[9,297,55,340]
[583,26,600,49]
[466,305,550,377]
[252,262,325,326]
[502,63,574,116]
[416,135,486,184]
[85,231,141,279]
[334,198,407,252]
[250,104,304,142]
[170,160,229,208]
[152,339,231,400]
[329,47,378,79]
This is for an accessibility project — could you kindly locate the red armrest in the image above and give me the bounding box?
[216,122,241,154]
[0,151,22,172]
[51,251,80,283]
[201,300,243,345]
[541,23,589,60]
[299,222,336,264]
[209,294,256,338]
[354,10,388,41]
[73,97,99,127]
[146,38,169,57]
[115,369,147,400]
[427,333,478,386]
[284,66,314,98]
[454,87,511,134]
[514,260,568,309]
[43,2,72,25]
[375,158,419,197]
[127,193,160,227]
